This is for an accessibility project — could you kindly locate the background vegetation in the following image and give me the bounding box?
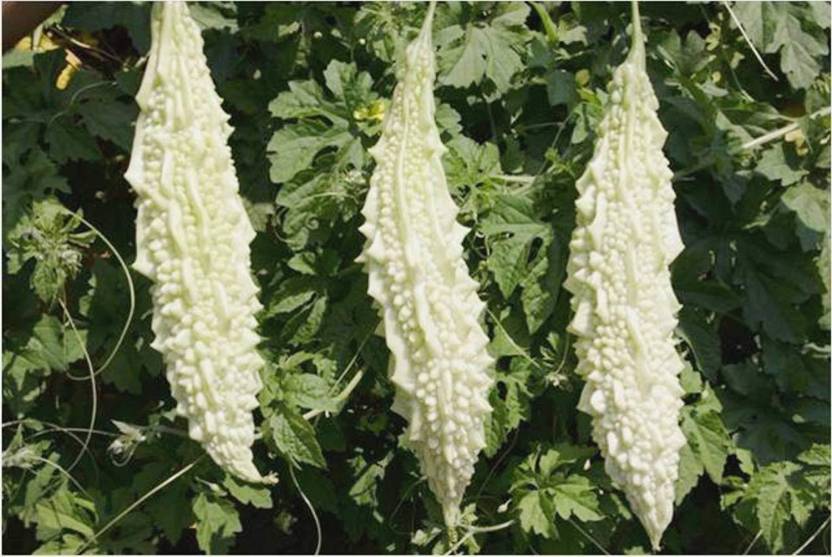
[2,1,830,554]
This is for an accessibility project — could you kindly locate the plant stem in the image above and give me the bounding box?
[302,368,365,420]
[491,174,536,184]
[741,106,831,151]
[76,457,204,554]
[743,530,763,555]
[721,0,779,81]
[792,516,831,555]
[631,0,642,46]
[289,465,322,556]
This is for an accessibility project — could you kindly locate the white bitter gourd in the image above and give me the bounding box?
[125,1,274,484]
[563,1,685,548]
[357,3,493,529]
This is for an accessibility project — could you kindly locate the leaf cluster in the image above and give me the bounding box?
[2,1,829,554]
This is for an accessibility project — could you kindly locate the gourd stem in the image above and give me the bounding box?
[424,0,437,29]
[418,0,437,43]
[630,0,642,45]
[629,0,645,67]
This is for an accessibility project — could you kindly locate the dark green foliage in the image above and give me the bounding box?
[2,2,829,554]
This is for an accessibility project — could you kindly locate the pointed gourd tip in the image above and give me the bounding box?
[229,457,277,486]
[649,532,663,553]
[640,510,668,553]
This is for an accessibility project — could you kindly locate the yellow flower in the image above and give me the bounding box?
[353,99,387,122]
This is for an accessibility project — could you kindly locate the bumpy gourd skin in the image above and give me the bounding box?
[125,2,274,484]
[357,6,493,529]
[563,10,685,550]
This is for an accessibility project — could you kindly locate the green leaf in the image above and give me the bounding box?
[520,234,565,333]
[269,81,337,121]
[145,479,191,544]
[437,25,485,90]
[679,362,704,394]
[444,136,502,189]
[677,306,722,382]
[4,315,86,380]
[270,124,354,185]
[44,118,101,162]
[769,12,828,90]
[80,260,160,393]
[675,443,704,505]
[760,335,824,395]
[681,404,731,484]
[284,294,328,345]
[353,2,423,64]
[268,121,354,184]
[295,468,339,513]
[192,492,242,554]
[731,3,828,90]
[266,60,376,248]
[743,461,802,552]
[34,487,95,541]
[517,491,556,538]
[819,237,830,329]
[437,2,531,92]
[78,94,137,151]
[539,445,596,474]
[481,195,552,299]
[6,197,95,303]
[551,475,603,522]
[730,2,769,49]
[780,182,829,251]
[485,359,534,456]
[267,60,376,184]
[2,149,69,242]
[188,2,239,31]
[62,2,152,53]
[264,276,323,316]
[284,373,338,413]
[756,143,807,186]
[672,243,741,314]
[544,69,577,108]
[797,443,831,468]
[736,253,810,343]
[658,30,710,77]
[34,534,86,555]
[222,475,273,509]
[269,405,326,468]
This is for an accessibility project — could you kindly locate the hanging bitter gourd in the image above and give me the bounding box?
[125,1,274,484]
[563,1,685,548]
[357,3,493,529]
